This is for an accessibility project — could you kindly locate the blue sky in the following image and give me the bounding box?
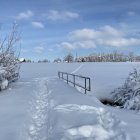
[0,0,140,61]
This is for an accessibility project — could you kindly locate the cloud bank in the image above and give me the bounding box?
[46,10,79,21]
[31,21,44,29]
[60,25,140,50]
[15,10,33,20]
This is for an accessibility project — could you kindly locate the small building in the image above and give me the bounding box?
[19,58,26,63]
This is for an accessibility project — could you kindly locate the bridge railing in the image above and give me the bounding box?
[58,71,91,94]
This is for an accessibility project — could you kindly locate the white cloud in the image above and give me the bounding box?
[31,21,44,29]
[100,25,123,38]
[97,38,140,47]
[61,41,96,50]
[48,48,53,52]
[46,10,79,21]
[61,42,75,50]
[60,25,140,50]
[70,28,100,40]
[34,47,45,53]
[128,11,136,16]
[70,26,123,41]
[75,41,96,49]
[16,10,33,20]
[21,49,29,53]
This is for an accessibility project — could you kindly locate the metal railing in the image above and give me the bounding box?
[58,71,91,94]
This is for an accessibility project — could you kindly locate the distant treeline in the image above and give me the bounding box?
[75,52,138,62]
[21,51,140,63]
[54,51,140,63]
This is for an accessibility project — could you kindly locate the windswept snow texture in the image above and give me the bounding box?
[24,77,130,140]
[0,62,139,140]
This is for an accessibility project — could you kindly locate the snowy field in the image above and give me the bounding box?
[0,62,140,140]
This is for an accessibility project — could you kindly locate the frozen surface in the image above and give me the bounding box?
[22,62,139,99]
[22,77,131,140]
[0,62,139,140]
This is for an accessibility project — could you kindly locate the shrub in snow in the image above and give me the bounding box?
[0,79,8,90]
[112,68,140,110]
[0,24,20,90]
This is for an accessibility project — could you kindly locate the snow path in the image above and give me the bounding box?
[71,63,84,74]
[19,76,133,140]
[0,63,140,140]
[38,78,131,140]
[23,78,51,140]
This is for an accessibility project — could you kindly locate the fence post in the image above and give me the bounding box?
[58,71,91,94]
[62,73,63,79]
[58,72,60,79]
[85,78,87,94]
[73,75,75,87]
[67,73,68,84]
[89,78,91,91]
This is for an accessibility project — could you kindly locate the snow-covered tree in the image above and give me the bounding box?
[0,23,20,90]
[64,53,74,63]
[128,52,135,62]
[38,59,50,63]
[54,58,62,63]
[112,68,140,110]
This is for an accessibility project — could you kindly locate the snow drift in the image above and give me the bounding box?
[19,77,132,140]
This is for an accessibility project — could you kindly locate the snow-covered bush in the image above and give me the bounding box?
[0,24,20,90]
[112,68,140,110]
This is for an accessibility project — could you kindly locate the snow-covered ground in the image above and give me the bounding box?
[0,62,140,140]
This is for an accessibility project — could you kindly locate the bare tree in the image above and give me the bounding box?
[64,53,74,63]
[54,58,62,63]
[128,52,134,62]
[0,23,21,89]
[38,59,50,63]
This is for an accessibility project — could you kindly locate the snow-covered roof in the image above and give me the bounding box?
[19,58,25,62]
